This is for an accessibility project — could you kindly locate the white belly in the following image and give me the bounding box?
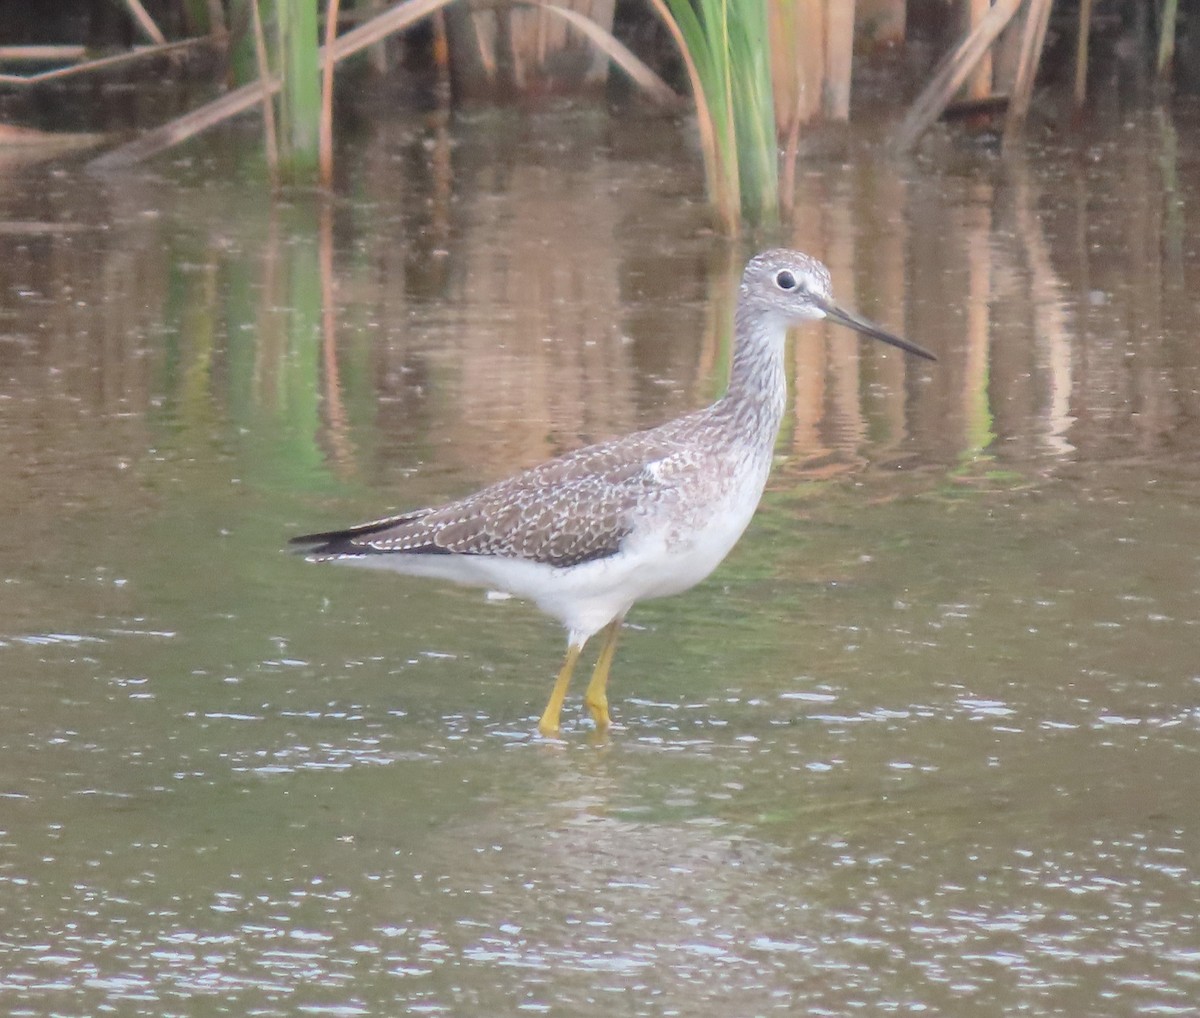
[327,460,770,642]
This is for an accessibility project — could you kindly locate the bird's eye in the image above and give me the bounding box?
[775,270,797,290]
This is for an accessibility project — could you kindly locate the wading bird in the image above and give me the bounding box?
[291,249,935,735]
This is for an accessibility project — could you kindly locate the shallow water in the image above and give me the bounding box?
[1,104,1199,1015]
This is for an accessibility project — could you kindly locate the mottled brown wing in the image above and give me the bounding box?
[290,425,688,568]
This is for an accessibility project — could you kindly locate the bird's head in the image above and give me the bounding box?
[741,249,937,362]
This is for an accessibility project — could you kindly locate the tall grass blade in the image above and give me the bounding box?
[653,0,782,231]
[647,0,740,232]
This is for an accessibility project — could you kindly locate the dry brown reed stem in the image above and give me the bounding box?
[121,0,166,44]
[0,38,205,87]
[966,0,994,100]
[768,1,799,136]
[779,88,804,223]
[0,45,85,61]
[205,0,227,40]
[768,0,816,129]
[1003,0,1053,147]
[90,0,460,170]
[432,9,451,105]
[1157,0,1178,80]
[891,0,1022,153]
[320,0,341,188]
[824,0,855,120]
[249,0,279,186]
[1074,0,1092,111]
[90,0,675,171]
[527,1,678,105]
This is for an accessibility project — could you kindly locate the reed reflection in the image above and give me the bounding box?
[1,108,1198,511]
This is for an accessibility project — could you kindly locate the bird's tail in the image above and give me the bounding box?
[287,508,436,558]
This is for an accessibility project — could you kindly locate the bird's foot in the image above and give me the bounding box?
[536,713,564,739]
[584,693,611,730]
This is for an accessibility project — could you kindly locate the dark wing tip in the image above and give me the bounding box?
[287,529,349,556]
[286,508,439,558]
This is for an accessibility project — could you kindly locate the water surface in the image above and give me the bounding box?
[1,106,1198,1015]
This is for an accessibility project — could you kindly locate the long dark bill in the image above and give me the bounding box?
[814,296,937,362]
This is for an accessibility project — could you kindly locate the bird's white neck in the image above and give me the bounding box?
[717,305,790,443]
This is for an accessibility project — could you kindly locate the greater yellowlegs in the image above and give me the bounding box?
[291,249,935,735]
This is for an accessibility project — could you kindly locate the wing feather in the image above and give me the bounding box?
[289,420,698,568]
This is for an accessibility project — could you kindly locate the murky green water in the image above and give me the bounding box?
[2,106,1199,1015]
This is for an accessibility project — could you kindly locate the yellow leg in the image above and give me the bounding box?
[538,642,583,736]
[583,617,623,730]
